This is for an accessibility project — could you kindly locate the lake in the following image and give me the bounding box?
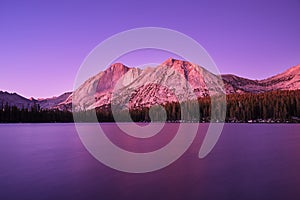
[0,123,299,200]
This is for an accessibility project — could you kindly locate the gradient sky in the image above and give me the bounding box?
[1,0,299,98]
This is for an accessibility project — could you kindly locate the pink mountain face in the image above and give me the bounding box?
[222,64,300,93]
[95,63,130,93]
[259,64,300,90]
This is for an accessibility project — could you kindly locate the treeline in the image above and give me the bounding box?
[1,90,300,123]
[226,90,300,122]
[0,103,73,123]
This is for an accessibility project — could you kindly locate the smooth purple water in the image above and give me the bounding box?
[0,123,299,200]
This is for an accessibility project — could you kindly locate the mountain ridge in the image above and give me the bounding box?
[1,59,299,111]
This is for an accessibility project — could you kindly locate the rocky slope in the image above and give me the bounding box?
[222,64,300,93]
[0,91,34,109]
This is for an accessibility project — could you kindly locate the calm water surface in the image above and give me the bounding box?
[0,123,299,200]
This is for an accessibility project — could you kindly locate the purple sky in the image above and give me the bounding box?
[0,0,299,98]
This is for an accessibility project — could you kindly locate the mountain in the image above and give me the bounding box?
[0,91,72,110]
[1,59,299,111]
[0,91,35,109]
[222,64,300,93]
[38,92,72,110]
[70,58,228,111]
[70,63,142,111]
[259,64,300,90]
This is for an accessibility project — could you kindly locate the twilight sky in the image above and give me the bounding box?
[0,0,299,98]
